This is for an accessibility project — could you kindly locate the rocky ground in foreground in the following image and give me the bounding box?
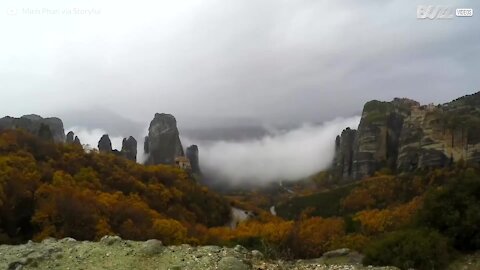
[0,237,399,270]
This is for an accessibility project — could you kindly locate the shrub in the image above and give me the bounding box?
[417,171,480,250]
[363,229,453,270]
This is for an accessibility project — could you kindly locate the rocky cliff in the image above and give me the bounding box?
[0,114,65,142]
[334,92,480,181]
[334,128,356,181]
[144,113,184,165]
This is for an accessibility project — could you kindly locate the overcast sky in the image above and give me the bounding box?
[1,0,479,128]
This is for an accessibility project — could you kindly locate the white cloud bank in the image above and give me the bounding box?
[189,116,361,184]
[68,116,360,185]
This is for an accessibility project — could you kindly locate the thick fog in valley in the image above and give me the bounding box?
[67,116,360,184]
[1,0,479,184]
[183,116,361,184]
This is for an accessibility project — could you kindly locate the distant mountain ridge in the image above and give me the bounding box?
[333,91,480,181]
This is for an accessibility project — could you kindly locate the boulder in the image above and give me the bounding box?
[141,239,164,255]
[217,256,249,270]
[100,235,122,246]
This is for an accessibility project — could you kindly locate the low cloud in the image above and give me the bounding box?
[187,116,361,185]
[70,117,359,185]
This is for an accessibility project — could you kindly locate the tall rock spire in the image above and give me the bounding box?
[121,136,137,161]
[144,113,184,165]
[98,134,113,153]
[186,145,201,174]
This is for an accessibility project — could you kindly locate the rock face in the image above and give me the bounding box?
[38,123,54,141]
[186,145,201,174]
[121,136,137,161]
[0,114,65,142]
[334,128,357,181]
[144,113,184,165]
[144,136,150,154]
[98,134,113,152]
[334,92,480,181]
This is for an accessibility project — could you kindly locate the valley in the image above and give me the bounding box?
[0,92,479,269]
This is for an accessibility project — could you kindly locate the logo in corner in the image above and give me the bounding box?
[417,5,454,19]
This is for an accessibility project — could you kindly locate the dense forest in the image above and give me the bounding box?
[0,130,230,244]
[1,129,480,269]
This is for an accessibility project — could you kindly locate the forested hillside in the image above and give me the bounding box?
[0,130,230,244]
